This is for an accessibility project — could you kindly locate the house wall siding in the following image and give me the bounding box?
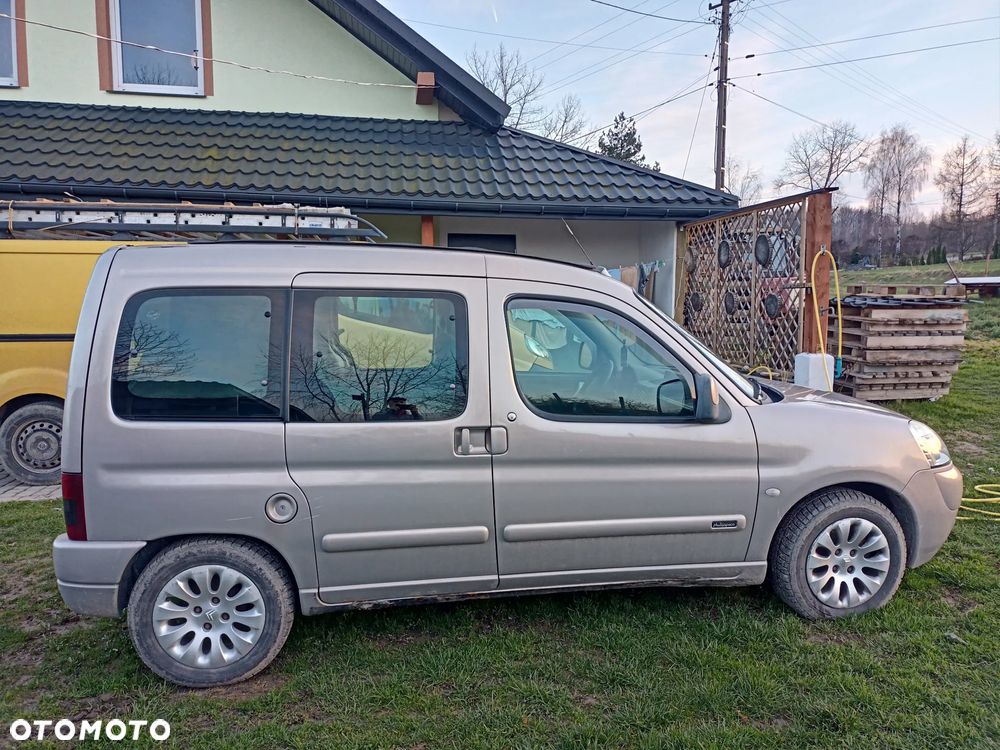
[1,0,444,120]
[434,216,678,314]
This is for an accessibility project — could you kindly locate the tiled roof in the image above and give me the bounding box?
[0,101,738,219]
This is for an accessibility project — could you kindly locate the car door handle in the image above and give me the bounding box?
[486,426,508,455]
[455,427,508,456]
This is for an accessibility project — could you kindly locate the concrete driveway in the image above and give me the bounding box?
[0,468,59,501]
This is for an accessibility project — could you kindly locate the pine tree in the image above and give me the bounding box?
[596,112,660,171]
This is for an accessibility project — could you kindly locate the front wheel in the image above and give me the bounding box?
[768,489,906,619]
[127,538,295,687]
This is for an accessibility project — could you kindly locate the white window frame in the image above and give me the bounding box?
[109,0,205,96]
[0,0,18,88]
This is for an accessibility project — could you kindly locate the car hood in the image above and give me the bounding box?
[758,379,909,420]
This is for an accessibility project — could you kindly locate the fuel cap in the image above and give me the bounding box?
[265,493,298,524]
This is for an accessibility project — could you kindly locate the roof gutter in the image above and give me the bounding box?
[0,182,735,222]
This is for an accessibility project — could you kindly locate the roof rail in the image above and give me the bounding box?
[2,199,386,242]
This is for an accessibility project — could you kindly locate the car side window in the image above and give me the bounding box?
[289,291,469,423]
[506,299,696,420]
[112,290,285,420]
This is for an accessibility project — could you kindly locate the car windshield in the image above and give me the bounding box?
[632,292,758,401]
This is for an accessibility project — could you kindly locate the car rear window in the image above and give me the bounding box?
[111,290,286,420]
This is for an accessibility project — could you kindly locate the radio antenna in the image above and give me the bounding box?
[562,219,596,267]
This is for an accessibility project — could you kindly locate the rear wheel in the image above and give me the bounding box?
[128,538,295,687]
[768,489,906,619]
[0,402,63,485]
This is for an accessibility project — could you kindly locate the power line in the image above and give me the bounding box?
[756,5,994,141]
[524,0,660,64]
[588,0,714,24]
[566,78,712,144]
[0,12,418,89]
[402,19,709,56]
[734,15,1000,59]
[532,0,685,69]
[737,14,973,142]
[728,37,999,80]
[683,40,719,177]
[540,22,709,96]
[728,81,828,126]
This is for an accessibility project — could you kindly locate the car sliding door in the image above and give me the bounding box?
[284,274,498,604]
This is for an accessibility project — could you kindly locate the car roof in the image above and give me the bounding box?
[110,241,622,295]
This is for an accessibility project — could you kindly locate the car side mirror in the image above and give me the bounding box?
[579,341,594,370]
[694,373,721,423]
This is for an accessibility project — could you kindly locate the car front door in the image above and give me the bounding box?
[487,278,760,589]
[285,274,498,604]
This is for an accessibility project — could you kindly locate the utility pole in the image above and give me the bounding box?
[710,0,732,192]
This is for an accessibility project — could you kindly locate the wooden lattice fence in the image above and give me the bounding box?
[676,189,833,379]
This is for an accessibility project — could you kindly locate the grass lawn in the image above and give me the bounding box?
[2,303,999,749]
[839,258,997,286]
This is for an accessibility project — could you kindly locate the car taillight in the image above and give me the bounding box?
[62,472,87,541]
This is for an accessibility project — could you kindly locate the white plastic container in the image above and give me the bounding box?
[794,352,835,391]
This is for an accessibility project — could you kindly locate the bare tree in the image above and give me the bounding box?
[113,321,194,381]
[989,131,1000,264]
[540,94,593,147]
[884,125,931,265]
[863,134,892,266]
[724,155,763,205]
[775,120,869,192]
[934,135,987,261]
[467,43,593,146]
[467,43,546,131]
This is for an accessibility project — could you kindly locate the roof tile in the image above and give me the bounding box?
[0,101,736,217]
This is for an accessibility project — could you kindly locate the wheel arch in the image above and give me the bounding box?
[116,533,301,614]
[0,393,65,424]
[770,482,918,567]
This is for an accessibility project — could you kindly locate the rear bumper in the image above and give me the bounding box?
[52,534,145,617]
[901,464,962,568]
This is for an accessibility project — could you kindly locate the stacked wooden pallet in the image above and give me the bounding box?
[829,284,967,401]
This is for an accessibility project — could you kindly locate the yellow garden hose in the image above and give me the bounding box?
[809,248,843,391]
[958,485,1000,521]
[747,365,776,380]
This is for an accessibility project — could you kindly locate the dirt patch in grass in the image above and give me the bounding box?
[60,692,136,722]
[196,670,290,700]
[572,692,601,709]
[950,430,990,459]
[805,630,867,647]
[940,586,980,614]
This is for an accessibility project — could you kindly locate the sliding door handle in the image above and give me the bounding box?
[487,426,508,455]
[455,426,508,456]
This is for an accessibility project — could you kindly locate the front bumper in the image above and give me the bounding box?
[901,463,962,568]
[52,534,145,617]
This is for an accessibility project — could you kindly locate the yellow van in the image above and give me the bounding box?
[0,241,131,484]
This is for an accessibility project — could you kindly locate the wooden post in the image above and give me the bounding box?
[802,191,833,355]
[673,228,689,320]
[420,215,435,246]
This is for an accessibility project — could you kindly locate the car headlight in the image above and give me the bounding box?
[908,421,950,467]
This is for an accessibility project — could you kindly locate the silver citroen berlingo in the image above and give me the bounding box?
[53,242,961,687]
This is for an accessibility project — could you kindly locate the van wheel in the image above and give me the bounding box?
[127,538,295,688]
[0,402,63,485]
[768,489,906,619]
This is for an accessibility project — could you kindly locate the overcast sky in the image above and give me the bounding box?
[381,0,1000,213]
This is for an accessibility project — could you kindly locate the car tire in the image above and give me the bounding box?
[127,538,295,688]
[0,402,63,485]
[768,488,906,619]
